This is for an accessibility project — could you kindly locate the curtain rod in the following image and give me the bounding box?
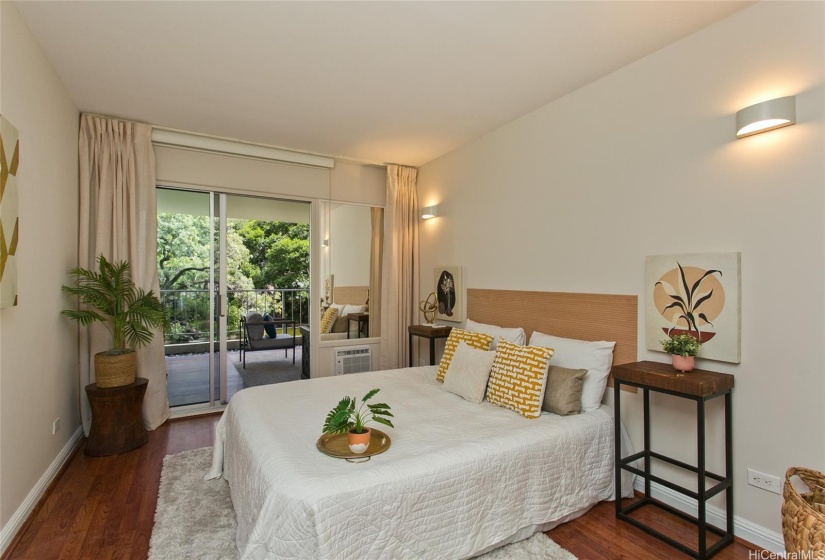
[81,112,396,169]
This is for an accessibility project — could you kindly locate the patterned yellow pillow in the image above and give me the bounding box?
[486,340,554,419]
[320,307,338,334]
[436,328,494,382]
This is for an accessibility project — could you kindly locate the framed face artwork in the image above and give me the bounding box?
[434,266,463,323]
[645,253,741,363]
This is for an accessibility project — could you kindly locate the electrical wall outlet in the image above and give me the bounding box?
[52,417,60,435]
[748,468,781,494]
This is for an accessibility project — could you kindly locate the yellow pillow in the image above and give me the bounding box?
[486,340,554,419]
[436,328,494,382]
[320,307,338,334]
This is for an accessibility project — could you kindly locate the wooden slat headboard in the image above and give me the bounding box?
[333,286,369,306]
[467,289,638,385]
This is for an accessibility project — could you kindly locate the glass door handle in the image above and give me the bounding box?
[218,294,228,317]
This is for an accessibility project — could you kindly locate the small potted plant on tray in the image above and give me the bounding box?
[660,333,702,372]
[322,388,394,454]
[62,255,169,388]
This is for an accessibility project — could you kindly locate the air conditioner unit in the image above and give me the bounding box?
[335,347,372,375]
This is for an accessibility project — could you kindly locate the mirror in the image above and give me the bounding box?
[319,201,382,339]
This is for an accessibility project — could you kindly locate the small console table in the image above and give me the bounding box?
[407,324,452,366]
[85,378,148,457]
[347,313,370,339]
[612,360,734,559]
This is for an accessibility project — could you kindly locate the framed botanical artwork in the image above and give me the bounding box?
[434,266,463,323]
[1,115,20,308]
[645,252,741,363]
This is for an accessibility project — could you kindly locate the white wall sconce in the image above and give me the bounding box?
[321,238,329,248]
[421,205,438,220]
[736,96,796,138]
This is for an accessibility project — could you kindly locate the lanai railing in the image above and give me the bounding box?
[161,288,309,346]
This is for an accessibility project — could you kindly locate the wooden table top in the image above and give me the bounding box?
[611,360,734,398]
[408,324,453,337]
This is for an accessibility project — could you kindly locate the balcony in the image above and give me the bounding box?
[162,287,309,407]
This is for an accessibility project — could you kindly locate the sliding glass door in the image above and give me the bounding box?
[157,187,310,410]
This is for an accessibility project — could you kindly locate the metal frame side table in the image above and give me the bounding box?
[346,313,369,339]
[407,325,452,366]
[612,360,734,559]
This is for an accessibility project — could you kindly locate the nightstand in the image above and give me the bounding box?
[85,378,148,456]
[612,360,734,559]
[346,312,369,339]
[407,324,452,366]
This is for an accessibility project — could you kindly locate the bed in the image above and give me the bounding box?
[322,285,369,341]
[209,289,638,559]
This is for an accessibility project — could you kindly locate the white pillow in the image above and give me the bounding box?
[342,304,367,317]
[464,318,525,350]
[528,331,616,411]
[442,341,497,404]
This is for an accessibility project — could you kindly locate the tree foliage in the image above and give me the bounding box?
[235,221,310,289]
[157,214,309,291]
[157,213,210,291]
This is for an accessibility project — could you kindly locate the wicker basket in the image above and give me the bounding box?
[782,467,825,554]
[94,351,137,388]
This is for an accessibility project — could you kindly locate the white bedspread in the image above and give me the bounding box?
[208,366,629,560]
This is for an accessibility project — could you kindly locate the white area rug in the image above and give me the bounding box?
[149,447,577,560]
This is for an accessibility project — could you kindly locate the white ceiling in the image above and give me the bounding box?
[15,1,752,167]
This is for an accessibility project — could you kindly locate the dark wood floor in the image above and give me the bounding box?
[4,414,759,560]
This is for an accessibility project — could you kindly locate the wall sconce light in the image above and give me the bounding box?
[321,238,329,248]
[421,205,438,220]
[736,96,796,138]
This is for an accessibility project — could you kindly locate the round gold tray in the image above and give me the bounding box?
[316,428,391,461]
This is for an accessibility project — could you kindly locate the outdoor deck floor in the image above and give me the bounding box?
[165,351,243,407]
[166,343,305,407]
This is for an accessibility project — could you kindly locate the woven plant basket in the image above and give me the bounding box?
[94,351,137,388]
[782,467,825,554]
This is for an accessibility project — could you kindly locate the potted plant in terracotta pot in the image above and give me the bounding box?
[322,388,394,454]
[61,255,169,388]
[660,333,702,372]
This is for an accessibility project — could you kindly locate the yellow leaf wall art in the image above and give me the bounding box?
[0,115,20,308]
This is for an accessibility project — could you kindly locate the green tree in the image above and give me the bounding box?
[235,221,309,288]
[157,213,210,290]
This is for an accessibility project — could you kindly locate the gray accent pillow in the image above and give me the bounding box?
[542,366,586,415]
[442,341,497,404]
[331,316,349,333]
[245,312,264,341]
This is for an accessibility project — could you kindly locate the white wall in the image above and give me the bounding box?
[418,1,824,537]
[0,0,80,533]
[329,203,371,287]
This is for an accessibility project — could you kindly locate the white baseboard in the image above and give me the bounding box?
[0,426,84,556]
[632,478,785,554]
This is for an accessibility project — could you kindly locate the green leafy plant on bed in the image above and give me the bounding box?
[322,388,394,435]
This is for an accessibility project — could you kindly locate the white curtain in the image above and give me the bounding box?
[379,165,419,370]
[78,114,169,433]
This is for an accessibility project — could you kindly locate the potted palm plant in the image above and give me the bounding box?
[660,333,702,372]
[62,255,169,388]
[322,388,394,454]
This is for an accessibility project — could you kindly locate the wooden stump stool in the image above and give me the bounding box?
[84,378,148,456]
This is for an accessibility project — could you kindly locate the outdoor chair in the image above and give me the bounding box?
[239,312,296,368]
